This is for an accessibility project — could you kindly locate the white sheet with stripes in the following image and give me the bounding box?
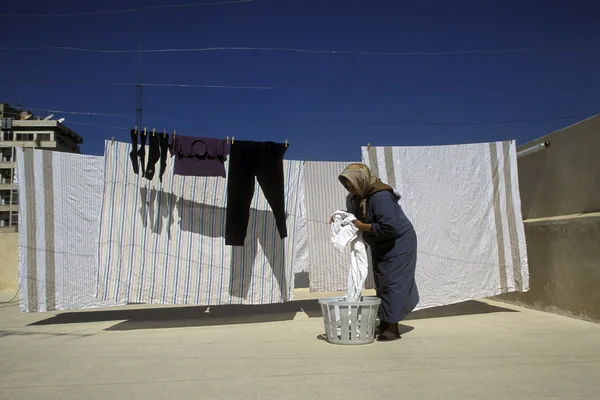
[362,142,529,310]
[96,141,308,306]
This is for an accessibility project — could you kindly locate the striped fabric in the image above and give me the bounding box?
[304,161,375,292]
[363,142,529,310]
[16,148,123,312]
[96,141,308,306]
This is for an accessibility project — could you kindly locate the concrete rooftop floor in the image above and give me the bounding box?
[0,289,599,399]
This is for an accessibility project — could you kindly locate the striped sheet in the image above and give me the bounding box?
[96,141,308,305]
[16,148,123,312]
[304,161,375,292]
[363,142,529,310]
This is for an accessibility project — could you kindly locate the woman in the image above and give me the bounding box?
[334,163,419,341]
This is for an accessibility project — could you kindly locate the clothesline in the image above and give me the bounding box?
[125,128,290,147]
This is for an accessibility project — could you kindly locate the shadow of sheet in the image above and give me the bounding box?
[28,300,324,331]
[137,186,290,305]
[405,300,518,321]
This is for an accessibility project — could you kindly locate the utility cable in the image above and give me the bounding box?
[0,44,598,55]
[26,106,592,128]
[2,78,600,93]
[0,0,255,18]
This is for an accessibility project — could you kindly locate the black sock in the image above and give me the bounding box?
[380,321,399,334]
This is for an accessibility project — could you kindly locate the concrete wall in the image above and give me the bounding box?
[497,115,600,322]
[499,214,600,321]
[518,114,600,220]
[0,232,18,291]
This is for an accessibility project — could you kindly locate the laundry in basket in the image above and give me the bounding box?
[330,210,369,302]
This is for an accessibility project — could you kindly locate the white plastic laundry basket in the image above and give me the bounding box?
[319,296,381,345]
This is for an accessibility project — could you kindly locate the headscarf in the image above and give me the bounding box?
[338,163,400,218]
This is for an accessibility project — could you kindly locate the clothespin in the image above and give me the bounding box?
[173,130,176,139]
[111,136,114,145]
[164,129,167,138]
[134,126,138,134]
[143,127,147,136]
[285,139,288,147]
[232,136,235,144]
[152,128,156,137]
[226,136,229,144]
[367,143,371,151]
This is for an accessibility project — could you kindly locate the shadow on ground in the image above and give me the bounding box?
[27,299,517,331]
[0,330,95,338]
[406,300,517,321]
[28,300,323,331]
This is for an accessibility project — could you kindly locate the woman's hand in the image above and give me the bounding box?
[329,216,334,224]
[352,220,371,232]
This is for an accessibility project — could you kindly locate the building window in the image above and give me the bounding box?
[2,131,13,141]
[10,213,18,227]
[37,133,51,141]
[11,190,18,205]
[0,191,10,205]
[0,149,11,162]
[16,133,34,141]
[0,211,9,227]
[0,172,10,184]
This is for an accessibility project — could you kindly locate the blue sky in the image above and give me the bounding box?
[1,0,599,160]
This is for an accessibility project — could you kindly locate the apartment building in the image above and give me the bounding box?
[0,103,83,232]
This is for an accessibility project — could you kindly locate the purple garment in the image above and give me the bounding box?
[169,135,230,177]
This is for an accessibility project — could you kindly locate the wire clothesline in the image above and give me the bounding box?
[52,114,593,144]
[3,79,600,93]
[1,44,599,55]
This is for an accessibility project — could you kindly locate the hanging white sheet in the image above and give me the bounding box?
[362,141,529,310]
[304,161,375,292]
[96,141,308,306]
[16,148,124,312]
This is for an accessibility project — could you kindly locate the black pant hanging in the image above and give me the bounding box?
[144,132,160,181]
[129,129,139,174]
[138,130,148,176]
[158,133,170,182]
[225,141,288,246]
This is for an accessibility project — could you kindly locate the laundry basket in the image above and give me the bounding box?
[319,296,381,345]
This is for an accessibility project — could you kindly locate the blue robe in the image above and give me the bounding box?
[348,190,419,323]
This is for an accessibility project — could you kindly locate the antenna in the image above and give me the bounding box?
[135,45,143,130]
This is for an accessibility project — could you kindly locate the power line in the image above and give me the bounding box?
[284,4,457,144]
[66,121,131,130]
[27,106,594,128]
[0,0,255,18]
[0,78,381,92]
[343,53,460,143]
[2,79,600,93]
[0,44,598,55]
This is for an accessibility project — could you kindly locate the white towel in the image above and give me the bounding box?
[330,210,369,301]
